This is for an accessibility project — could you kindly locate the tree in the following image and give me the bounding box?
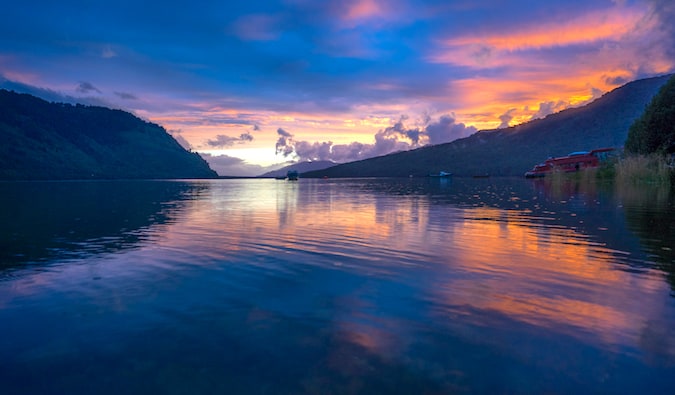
[625,74,675,154]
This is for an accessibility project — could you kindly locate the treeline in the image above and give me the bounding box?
[625,74,675,155]
[0,90,217,180]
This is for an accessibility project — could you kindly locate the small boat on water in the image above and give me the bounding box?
[525,148,615,178]
[429,171,453,178]
[286,170,299,181]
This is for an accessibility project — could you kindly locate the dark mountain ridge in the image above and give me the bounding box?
[259,160,337,178]
[0,90,217,180]
[304,74,673,178]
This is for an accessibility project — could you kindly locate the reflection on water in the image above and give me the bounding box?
[617,182,675,290]
[0,178,674,394]
[0,180,207,268]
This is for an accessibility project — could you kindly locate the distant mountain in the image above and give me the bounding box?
[259,160,338,178]
[304,74,673,178]
[0,90,217,180]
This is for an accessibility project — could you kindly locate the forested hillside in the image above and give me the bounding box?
[0,90,217,179]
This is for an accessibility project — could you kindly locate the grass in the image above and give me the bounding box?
[542,154,673,187]
[615,154,673,187]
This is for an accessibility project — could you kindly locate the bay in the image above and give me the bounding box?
[0,177,674,394]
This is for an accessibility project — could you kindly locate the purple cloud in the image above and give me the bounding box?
[168,130,193,150]
[273,114,477,163]
[206,132,254,148]
[114,91,137,100]
[199,152,268,176]
[425,115,477,144]
[275,128,295,156]
[77,82,101,94]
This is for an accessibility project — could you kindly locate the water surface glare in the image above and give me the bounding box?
[1,178,674,394]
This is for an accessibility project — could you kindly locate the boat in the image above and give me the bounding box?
[429,171,453,178]
[524,148,615,178]
[286,170,299,181]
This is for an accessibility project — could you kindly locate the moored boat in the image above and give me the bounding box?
[525,148,615,178]
[287,170,299,181]
[429,171,453,178]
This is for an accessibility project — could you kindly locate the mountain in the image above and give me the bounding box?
[303,74,673,178]
[0,90,217,180]
[259,160,338,178]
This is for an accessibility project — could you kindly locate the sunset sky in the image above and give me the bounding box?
[1,0,674,175]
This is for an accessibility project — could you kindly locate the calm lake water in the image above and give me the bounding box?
[1,177,674,394]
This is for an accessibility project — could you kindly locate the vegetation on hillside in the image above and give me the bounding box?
[624,75,675,155]
[0,90,217,180]
[619,74,675,186]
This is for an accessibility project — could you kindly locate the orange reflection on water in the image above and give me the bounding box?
[155,180,669,350]
[433,205,662,345]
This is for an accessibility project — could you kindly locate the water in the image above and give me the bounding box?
[1,178,674,394]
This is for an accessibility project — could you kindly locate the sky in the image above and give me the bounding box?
[1,0,674,176]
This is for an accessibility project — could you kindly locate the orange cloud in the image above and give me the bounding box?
[444,8,644,52]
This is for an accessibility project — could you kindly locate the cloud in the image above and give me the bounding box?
[438,7,643,54]
[275,128,295,156]
[277,127,293,138]
[101,45,117,59]
[344,0,384,21]
[330,142,368,162]
[646,0,675,60]
[425,115,477,144]
[199,153,269,176]
[498,108,518,129]
[230,14,282,41]
[77,81,101,94]
[273,113,477,163]
[114,91,137,100]
[529,101,567,120]
[294,141,334,161]
[168,130,192,150]
[0,77,111,107]
[206,132,254,148]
